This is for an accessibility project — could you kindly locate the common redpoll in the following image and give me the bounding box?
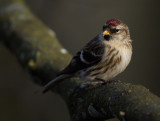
[43,19,132,93]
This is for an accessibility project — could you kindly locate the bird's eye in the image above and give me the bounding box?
[112,29,120,33]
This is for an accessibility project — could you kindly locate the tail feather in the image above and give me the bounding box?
[42,74,70,93]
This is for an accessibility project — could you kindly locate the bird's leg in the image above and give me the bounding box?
[80,79,104,88]
[80,79,121,89]
[95,78,106,85]
[95,78,106,83]
[95,78,121,85]
[80,81,100,88]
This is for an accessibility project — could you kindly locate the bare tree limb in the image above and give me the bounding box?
[0,0,160,121]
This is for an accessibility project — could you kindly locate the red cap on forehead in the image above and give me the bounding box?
[106,19,120,26]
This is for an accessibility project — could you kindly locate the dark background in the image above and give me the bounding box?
[0,0,160,121]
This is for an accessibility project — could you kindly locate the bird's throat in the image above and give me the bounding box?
[104,35,111,41]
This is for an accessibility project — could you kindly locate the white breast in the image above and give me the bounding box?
[102,40,132,80]
[117,46,132,73]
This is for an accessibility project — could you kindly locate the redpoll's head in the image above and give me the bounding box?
[102,19,130,42]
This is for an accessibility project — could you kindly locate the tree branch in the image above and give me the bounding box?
[0,0,160,121]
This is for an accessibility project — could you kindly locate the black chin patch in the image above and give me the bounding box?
[104,35,110,41]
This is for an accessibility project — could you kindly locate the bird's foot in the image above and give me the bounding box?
[80,81,103,88]
[95,78,107,85]
[80,79,121,88]
[95,78,121,85]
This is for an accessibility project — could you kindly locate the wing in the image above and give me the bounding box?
[57,35,105,75]
[81,38,105,64]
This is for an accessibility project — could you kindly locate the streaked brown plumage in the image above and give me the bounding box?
[43,19,132,93]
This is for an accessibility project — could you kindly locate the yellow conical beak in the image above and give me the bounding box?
[103,30,110,36]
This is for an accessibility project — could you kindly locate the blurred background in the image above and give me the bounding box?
[0,0,160,121]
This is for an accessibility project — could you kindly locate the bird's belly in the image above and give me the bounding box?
[77,67,119,82]
[96,63,126,80]
[78,55,130,82]
[77,63,119,82]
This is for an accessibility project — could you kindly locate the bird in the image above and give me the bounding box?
[42,19,132,93]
